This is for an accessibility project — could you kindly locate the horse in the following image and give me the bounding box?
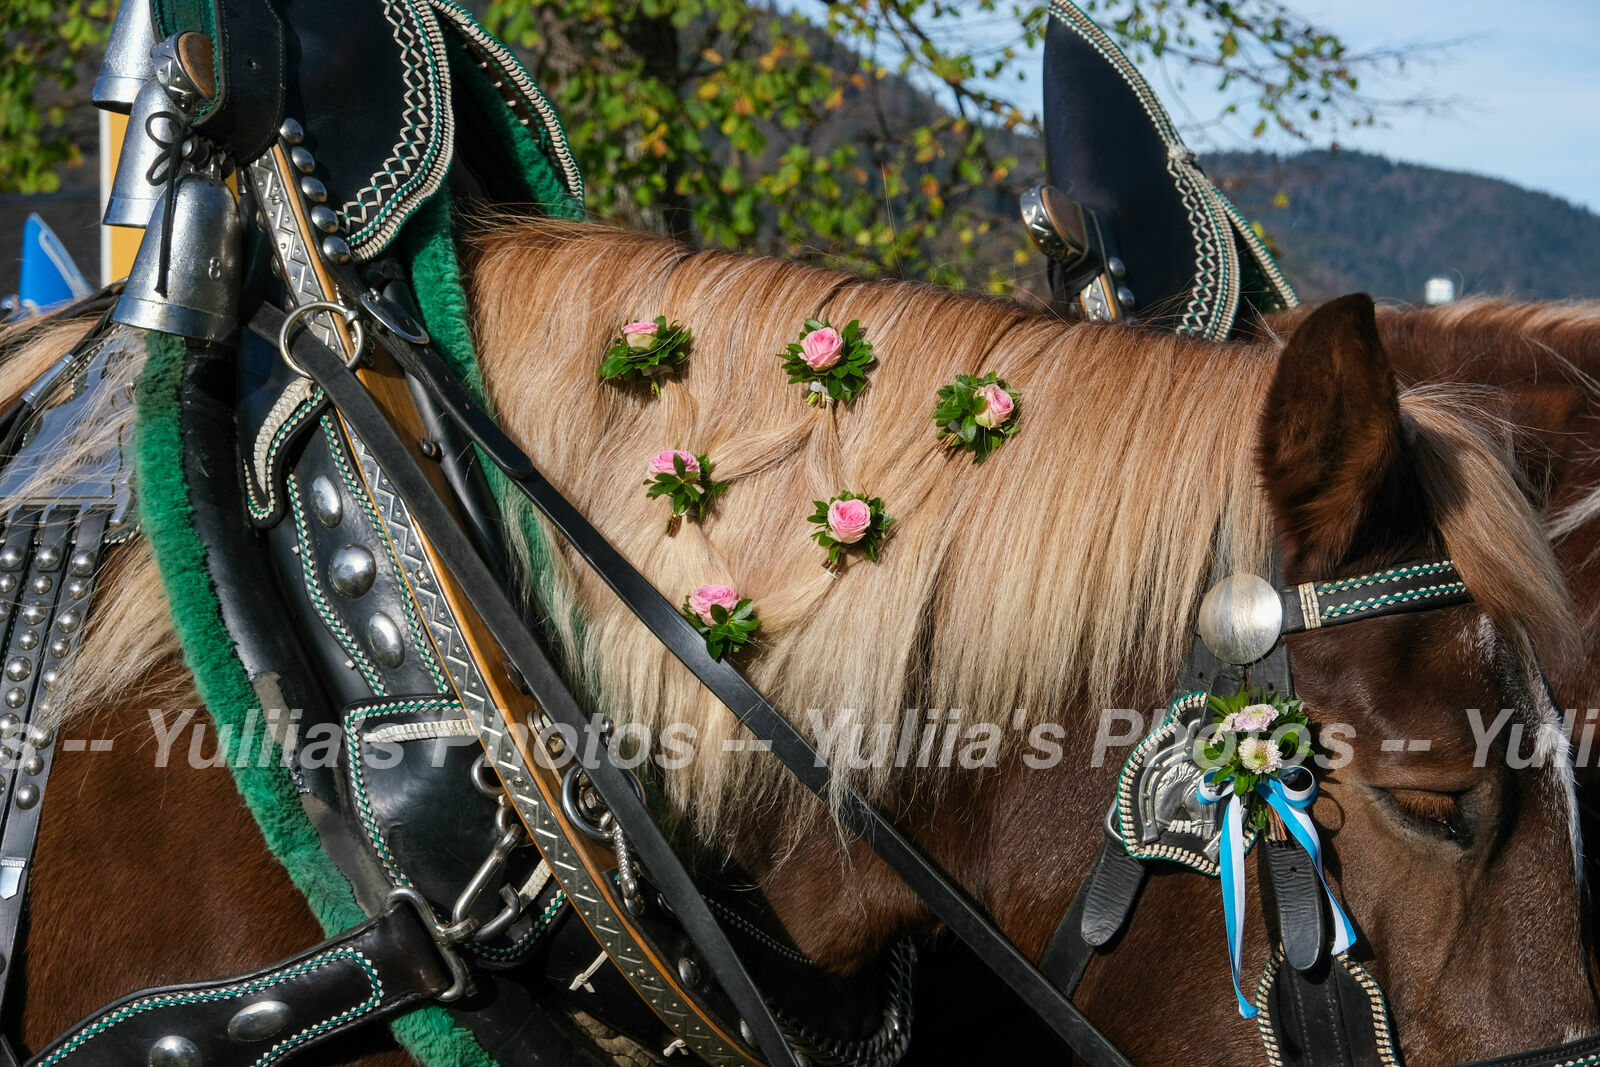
[0,220,1591,1065]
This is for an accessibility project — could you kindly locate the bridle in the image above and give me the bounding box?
[4,1,1599,1065]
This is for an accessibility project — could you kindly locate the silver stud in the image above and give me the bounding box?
[1197,573,1284,666]
[1116,285,1136,308]
[309,205,339,233]
[0,715,19,737]
[740,1019,756,1046]
[14,784,39,811]
[69,550,94,576]
[309,475,342,527]
[22,755,42,776]
[40,667,60,690]
[0,548,21,571]
[0,576,15,594]
[28,725,51,748]
[226,998,292,1041]
[328,545,377,598]
[34,545,59,570]
[278,117,305,144]
[365,613,406,669]
[4,660,28,683]
[289,146,316,174]
[29,576,50,596]
[65,578,87,598]
[1108,256,1127,279]
[17,631,37,652]
[56,609,81,634]
[48,638,69,658]
[321,236,351,264]
[19,605,44,625]
[3,691,22,710]
[677,957,700,987]
[300,177,328,204]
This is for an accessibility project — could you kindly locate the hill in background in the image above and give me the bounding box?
[1205,149,1600,304]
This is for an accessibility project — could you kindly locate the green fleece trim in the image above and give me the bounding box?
[134,332,495,1067]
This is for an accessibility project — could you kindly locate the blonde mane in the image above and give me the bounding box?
[0,225,1573,838]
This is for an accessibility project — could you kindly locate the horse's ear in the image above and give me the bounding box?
[1496,383,1585,509]
[1257,293,1425,574]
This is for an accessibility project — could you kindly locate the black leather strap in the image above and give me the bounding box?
[25,900,450,1066]
[1040,836,1146,997]
[350,311,1135,1067]
[1277,562,1469,637]
[191,0,286,164]
[1262,839,1325,974]
[261,307,810,1067]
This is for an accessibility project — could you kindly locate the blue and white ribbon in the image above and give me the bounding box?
[1197,767,1357,1017]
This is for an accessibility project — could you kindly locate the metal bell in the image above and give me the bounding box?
[103,79,188,229]
[91,0,158,113]
[112,172,242,343]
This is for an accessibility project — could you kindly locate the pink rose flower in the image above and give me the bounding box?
[622,320,660,350]
[972,383,1015,428]
[688,584,741,625]
[649,449,701,477]
[827,498,873,543]
[800,326,844,370]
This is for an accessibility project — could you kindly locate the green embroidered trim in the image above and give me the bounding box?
[1321,583,1469,621]
[320,418,450,693]
[1316,560,1458,595]
[244,387,324,522]
[37,948,381,1067]
[287,472,386,694]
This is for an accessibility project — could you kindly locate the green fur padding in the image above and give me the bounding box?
[134,332,495,1067]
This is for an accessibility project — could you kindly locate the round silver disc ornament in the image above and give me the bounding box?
[1196,573,1283,665]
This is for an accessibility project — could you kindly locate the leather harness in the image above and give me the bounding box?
[4,1,1600,1065]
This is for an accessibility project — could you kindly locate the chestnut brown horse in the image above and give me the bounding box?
[0,229,1594,1065]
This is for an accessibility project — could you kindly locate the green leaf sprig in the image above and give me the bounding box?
[806,490,892,567]
[682,592,761,660]
[644,451,729,533]
[1194,687,1313,829]
[932,372,1020,464]
[600,316,693,395]
[778,318,876,406]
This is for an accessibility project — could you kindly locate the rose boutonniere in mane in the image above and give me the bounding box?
[932,372,1020,463]
[644,450,728,533]
[682,585,760,659]
[779,319,875,405]
[1194,688,1312,829]
[807,491,891,566]
[600,316,692,395]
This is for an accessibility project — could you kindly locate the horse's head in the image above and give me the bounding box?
[1109,294,1595,1063]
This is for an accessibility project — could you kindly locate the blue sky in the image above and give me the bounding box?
[997,0,1600,213]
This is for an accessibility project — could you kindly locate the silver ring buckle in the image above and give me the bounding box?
[276,299,367,377]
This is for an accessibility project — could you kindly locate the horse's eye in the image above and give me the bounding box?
[1381,788,1472,847]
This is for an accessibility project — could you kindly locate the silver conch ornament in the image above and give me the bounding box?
[1196,572,1283,666]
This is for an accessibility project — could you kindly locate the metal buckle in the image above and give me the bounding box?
[276,299,366,377]
[384,885,472,1002]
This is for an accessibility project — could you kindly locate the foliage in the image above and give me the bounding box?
[682,595,760,659]
[1195,687,1310,828]
[644,451,728,531]
[1,1,109,193]
[6,0,1429,295]
[480,0,1419,295]
[932,371,1019,463]
[598,315,693,393]
[807,490,892,565]
[778,317,875,405]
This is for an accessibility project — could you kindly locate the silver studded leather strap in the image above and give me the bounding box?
[0,506,110,1030]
